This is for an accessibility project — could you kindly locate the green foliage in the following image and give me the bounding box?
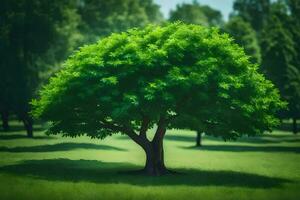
[225,16,261,64]
[232,0,271,32]
[286,0,300,118]
[32,23,285,140]
[169,1,223,27]
[78,0,163,43]
[0,0,79,117]
[261,1,299,119]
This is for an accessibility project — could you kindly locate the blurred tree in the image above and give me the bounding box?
[260,1,299,133]
[286,0,300,133]
[225,16,261,64]
[232,0,271,32]
[77,0,163,43]
[33,23,284,175]
[169,1,223,27]
[0,0,80,136]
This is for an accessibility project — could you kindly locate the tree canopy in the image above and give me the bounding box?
[261,1,300,132]
[32,23,285,175]
[169,1,223,27]
[0,0,79,136]
[33,22,284,139]
[232,0,271,32]
[78,0,163,43]
[225,16,261,64]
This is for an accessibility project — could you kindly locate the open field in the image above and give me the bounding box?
[0,122,300,200]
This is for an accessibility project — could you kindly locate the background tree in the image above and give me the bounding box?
[169,1,223,27]
[286,0,300,133]
[77,0,163,43]
[260,1,299,133]
[0,0,80,136]
[32,23,285,175]
[224,16,261,64]
[232,0,271,33]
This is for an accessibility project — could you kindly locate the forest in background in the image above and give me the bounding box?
[0,0,299,136]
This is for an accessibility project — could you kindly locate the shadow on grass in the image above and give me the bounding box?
[0,134,53,140]
[182,145,300,153]
[0,159,290,188]
[164,134,300,144]
[0,124,45,133]
[0,143,126,152]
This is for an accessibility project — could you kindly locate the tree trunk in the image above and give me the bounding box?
[140,117,168,176]
[143,141,167,176]
[124,116,174,176]
[22,114,33,138]
[293,118,298,134]
[196,131,202,147]
[1,111,9,131]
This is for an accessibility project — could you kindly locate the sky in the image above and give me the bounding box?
[154,0,234,21]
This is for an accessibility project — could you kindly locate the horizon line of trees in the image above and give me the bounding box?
[0,0,299,140]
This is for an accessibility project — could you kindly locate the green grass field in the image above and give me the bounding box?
[0,122,300,200]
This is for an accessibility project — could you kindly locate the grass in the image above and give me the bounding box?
[0,121,300,200]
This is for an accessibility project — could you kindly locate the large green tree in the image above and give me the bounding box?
[225,16,261,64]
[77,0,163,43]
[0,0,79,136]
[32,23,285,175]
[169,1,223,27]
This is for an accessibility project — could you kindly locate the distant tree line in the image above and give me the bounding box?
[230,0,300,135]
[0,0,163,137]
[0,0,299,139]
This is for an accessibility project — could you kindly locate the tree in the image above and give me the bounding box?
[286,0,300,133]
[77,0,163,43]
[225,16,261,64]
[32,23,285,175]
[172,116,205,147]
[169,1,223,27]
[232,0,271,32]
[0,0,80,136]
[260,1,299,133]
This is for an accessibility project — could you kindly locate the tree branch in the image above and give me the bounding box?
[139,116,150,138]
[99,119,145,146]
[152,115,167,143]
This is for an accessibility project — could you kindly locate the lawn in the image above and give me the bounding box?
[0,121,299,200]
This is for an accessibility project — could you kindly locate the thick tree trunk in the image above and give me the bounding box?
[196,131,202,147]
[123,116,176,176]
[137,116,169,176]
[1,111,9,131]
[143,141,167,176]
[22,114,33,138]
[293,118,298,134]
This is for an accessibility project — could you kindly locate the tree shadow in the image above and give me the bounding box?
[165,134,300,144]
[0,124,45,133]
[0,134,54,140]
[0,143,126,152]
[182,145,300,153]
[0,159,290,188]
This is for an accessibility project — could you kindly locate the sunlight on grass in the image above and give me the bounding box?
[0,122,299,200]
